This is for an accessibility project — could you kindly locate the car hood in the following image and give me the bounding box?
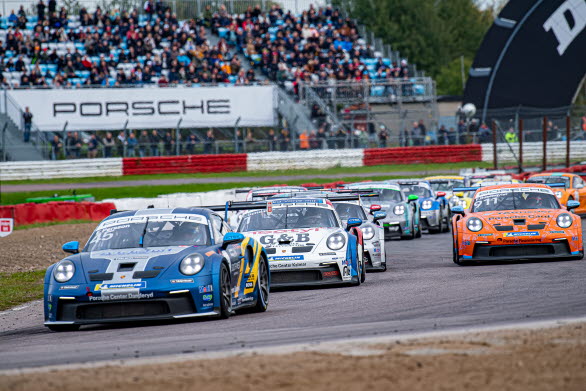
[79,246,200,283]
[472,209,564,231]
[243,227,345,256]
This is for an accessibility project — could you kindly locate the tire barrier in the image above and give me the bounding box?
[363,145,482,166]
[122,154,247,175]
[0,202,116,227]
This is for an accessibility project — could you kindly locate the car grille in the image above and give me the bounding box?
[88,273,114,281]
[77,301,170,320]
[271,271,322,284]
[494,225,513,231]
[490,245,554,257]
[292,246,313,253]
[527,224,545,230]
[264,248,276,254]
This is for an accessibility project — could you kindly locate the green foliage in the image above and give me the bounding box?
[337,0,493,94]
[436,56,472,96]
[0,271,45,311]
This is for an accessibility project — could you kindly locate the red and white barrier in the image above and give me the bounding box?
[0,201,116,227]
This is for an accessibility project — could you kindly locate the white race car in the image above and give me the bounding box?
[219,198,366,288]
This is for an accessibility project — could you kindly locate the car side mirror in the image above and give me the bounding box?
[369,204,381,214]
[372,211,386,222]
[62,241,79,254]
[454,192,464,197]
[346,218,362,230]
[451,206,465,216]
[408,194,419,202]
[222,232,245,248]
[436,191,446,199]
[567,200,580,211]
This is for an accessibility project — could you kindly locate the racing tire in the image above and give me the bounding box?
[452,230,467,266]
[415,223,422,238]
[47,324,80,332]
[252,257,269,313]
[429,211,444,234]
[219,262,232,319]
[351,249,362,286]
[403,219,416,240]
[360,254,366,283]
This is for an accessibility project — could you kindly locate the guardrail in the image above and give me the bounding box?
[0,158,123,180]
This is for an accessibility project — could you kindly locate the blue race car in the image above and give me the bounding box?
[44,208,270,331]
[388,180,449,233]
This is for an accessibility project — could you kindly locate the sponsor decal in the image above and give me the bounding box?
[205,251,215,256]
[171,278,194,284]
[549,231,564,234]
[503,232,539,237]
[478,233,493,236]
[89,292,154,301]
[94,282,146,291]
[463,240,471,246]
[241,296,254,303]
[199,284,213,293]
[269,255,304,261]
[202,294,213,302]
[202,302,214,308]
[0,218,14,237]
[319,252,336,256]
[572,236,579,241]
[59,285,80,290]
[343,266,350,276]
[245,281,254,289]
[259,233,311,245]
[271,262,307,269]
[322,271,340,277]
[373,248,381,253]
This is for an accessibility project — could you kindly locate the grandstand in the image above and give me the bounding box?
[0,0,436,161]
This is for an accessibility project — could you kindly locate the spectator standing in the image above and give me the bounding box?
[204,129,215,154]
[186,133,198,154]
[37,0,46,21]
[505,127,518,143]
[67,131,82,158]
[335,128,346,149]
[117,131,126,156]
[102,132,116,157]
[478,123,491,144]
[417,120,427,145]
[22,107,33,142]
[88,134,99,158]
[367,123,377,147]
[138,130,149,157]
[299,130,309,150]
[149,130,160,156]
[457,120,467,144]
[309,130,318,149]
[164,131,174,155]
[378,125,389,148]
[48,0,56,14]
[50,134,62,160]
[127,131,138,157]
[279,129,290,151]
[438,125,448,145]
[267,129,277,151]
[411,122,420,146]
[316,127,327,149]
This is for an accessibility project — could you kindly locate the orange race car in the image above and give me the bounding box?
[451,183,583,265]
[526,172,586,215]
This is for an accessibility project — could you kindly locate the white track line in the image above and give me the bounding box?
[2,315,585,376]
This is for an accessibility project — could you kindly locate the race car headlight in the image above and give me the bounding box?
[53,260,75,283]
[422,200,433,210]
[556,213,572,228]
[362,224,375,240]
[326,233,346,251]
[393,205,405,215]
[466,217,483,232]
[555,191,563,199]
[180,254,205,275]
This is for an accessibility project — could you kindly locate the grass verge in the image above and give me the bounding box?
[0,270,45,311]
[2,161,489,185]
[2,174,421,205]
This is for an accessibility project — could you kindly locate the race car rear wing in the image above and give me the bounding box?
[202,195,368,220]
[453,183,568,193]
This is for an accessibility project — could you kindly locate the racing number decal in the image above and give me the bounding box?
[234,238,261,298]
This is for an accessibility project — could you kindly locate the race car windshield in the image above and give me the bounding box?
[84,220,210,252]
[334,203,367,221]
[400,185,432,198]
[239,206,339,231]
[472,190,560,212]
[430,180,464,192]
[527,176,570,186]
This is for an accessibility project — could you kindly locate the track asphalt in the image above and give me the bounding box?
[1,169,459,193]
[1,226,585,370]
